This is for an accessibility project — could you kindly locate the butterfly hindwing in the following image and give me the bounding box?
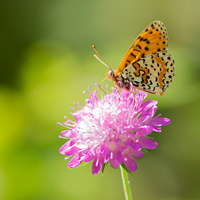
[117,21,168,75]
[121,52,175,95]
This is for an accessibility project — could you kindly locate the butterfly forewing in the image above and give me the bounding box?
[121,52,175,95]
[117,21,168,74]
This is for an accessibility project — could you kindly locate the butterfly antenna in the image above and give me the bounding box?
[92,45,112,95]
[92,45,112,71]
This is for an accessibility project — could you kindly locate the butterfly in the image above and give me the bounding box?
[94,21,175,96]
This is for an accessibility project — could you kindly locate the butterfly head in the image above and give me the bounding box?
[106,69,115,80]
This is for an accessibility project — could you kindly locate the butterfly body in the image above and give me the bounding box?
[106,21,175,96]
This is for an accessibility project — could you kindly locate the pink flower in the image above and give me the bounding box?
[58,86,171,175]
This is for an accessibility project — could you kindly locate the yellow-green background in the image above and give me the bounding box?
[1,1,200,200]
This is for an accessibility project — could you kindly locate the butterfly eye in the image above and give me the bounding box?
[107,70,114,78]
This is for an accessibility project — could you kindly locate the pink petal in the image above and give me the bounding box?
[83,151,95,162]
[61,130,74,137]
[137,126,153,136]
[140,138,158,149]
[92,156,103,175]
[147,105,157,118]
[150,117,171,126]
[138,114,151,124]
[150,126,162,132]
[65,146,81,155]
[140,99,151,110]
[68,154,83,168]
[104,155,109,163]
[101,146,110,157]
[131,141,141,151]
[130,149,143,158]
[60,140,76,155]
[141,99,157,111]
[110,158,119,169]
[123,154,138,172]
[116,152,123,164]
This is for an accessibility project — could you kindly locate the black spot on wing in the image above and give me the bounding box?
[142,59,145,63]
[136,44,142,49]
[133,49,140,52]
[130,52,136,58]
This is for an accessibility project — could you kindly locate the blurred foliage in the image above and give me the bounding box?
[1,0,200,200]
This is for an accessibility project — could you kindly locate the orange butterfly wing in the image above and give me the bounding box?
[116,21,168,75]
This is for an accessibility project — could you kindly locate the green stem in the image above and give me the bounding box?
[120,165,132,200]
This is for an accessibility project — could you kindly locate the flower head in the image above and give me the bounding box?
[58,86,171,175]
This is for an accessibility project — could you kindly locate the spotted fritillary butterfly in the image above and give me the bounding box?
[95,21,175,96]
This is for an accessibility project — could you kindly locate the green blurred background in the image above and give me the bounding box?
[1,0,200,200]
